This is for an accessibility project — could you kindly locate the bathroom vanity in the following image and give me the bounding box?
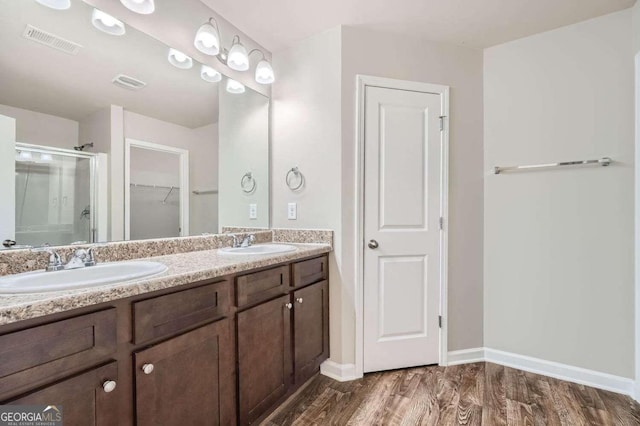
[0,245,330,426]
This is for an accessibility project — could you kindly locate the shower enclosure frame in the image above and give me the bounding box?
[15,142,100,244]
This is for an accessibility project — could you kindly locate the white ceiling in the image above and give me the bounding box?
[0,0,220,129]
[201,0,635,52]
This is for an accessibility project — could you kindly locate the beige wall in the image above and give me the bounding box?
[124,111,219,235]
[484,10,634,378]
[272,25,484,365]
[341,27,485,354]
[218,88,270,230]
[0,104,78,149]
[272,27,345,361]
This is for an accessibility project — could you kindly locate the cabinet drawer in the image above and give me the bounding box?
[292,256,327,288]
[0,308,117,399]
[133,280,230,345]
[236,266,290,308]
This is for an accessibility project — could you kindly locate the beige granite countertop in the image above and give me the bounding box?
[0,243,331,326]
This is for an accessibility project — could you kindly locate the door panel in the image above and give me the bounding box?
[293,280,329,384]
[134,320,235,426]
[363,86,442,373]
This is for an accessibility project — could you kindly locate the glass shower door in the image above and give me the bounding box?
[15,145,95,247]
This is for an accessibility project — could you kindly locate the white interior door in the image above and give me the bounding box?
[0,115,16,244]
[363,85,443,373]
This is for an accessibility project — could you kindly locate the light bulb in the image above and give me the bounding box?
[167,48,193,69]
[17,151,33,161]
[226,79,245,94]
[91,9,126,36]
[227,42,249,71]
[201,65,221,83]
[194,21,220,56]
[255,60,275,84]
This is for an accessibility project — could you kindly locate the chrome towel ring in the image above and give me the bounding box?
[241,172,256,193]
[286,166,304,191]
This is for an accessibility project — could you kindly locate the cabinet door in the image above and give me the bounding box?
[5,362,120,426]
[294,280,329,384]
[134,320,235,426]
[238,295,292,425]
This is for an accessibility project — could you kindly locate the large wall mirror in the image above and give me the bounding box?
[0,0,270,248]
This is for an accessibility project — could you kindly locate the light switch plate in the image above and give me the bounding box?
[287,203,297,220]
[249,204,257,220]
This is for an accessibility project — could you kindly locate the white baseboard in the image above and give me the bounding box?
[484,348,635,397]
[445,347,634,398]
[320,360,359,382]
[447,348,485,366]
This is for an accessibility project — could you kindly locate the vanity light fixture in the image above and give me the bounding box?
[226,78,245,94]
[194,18,220,56]
[120,0,155,15]
[249,50,275,84]
[201,65,221,83]
[91,9,126,36]
[227,36,249,71]
[35,0,71,10]
[167,48,193,69]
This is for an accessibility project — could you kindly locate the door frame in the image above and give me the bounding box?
[124,138,189,239]
[355,75,450,377]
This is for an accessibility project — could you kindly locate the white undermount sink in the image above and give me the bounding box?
[0,261,168,294]
[219,244,297,255]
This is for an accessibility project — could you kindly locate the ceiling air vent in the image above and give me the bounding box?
[22,24,82,55]
[112,74,147,90]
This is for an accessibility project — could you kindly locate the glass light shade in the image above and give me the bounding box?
[167,48,193,69]
[119,0,155,14]
[201,65,221,83]
[255,60,275,84]
[227,42,249,71]
[39,153,53,162]
[226,79,245,94]
[194,22,220,56]
[91,9,126,36]
[35,0,71,10]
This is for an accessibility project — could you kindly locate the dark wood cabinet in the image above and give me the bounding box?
[236,256,330,425]
[237,294,292,425]
[0,253,329,426]
[6,362,120,426]
[293,280,329,384]
[134,319,235,426]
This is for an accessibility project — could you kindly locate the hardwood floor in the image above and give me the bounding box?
[262,362,640,425]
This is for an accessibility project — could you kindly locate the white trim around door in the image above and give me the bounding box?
[354,75,450,378]
[124,138,190,240]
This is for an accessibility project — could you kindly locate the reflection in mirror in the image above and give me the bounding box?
[0,0,270,247]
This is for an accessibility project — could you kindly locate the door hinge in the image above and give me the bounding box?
[439,315,443,328]
[439,116,446,131]
[439,217,444,230]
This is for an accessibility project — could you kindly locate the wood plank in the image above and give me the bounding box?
[261,363,640,426]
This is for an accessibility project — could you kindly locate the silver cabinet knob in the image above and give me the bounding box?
[285,303,293,310]
[296,297,303,304]
[368,239,379,249]
[142,363,154,375]
[102,380,117,393]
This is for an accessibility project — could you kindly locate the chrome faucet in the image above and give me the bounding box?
[232,234,256,248]
[31,247,64,272]
[32,243,106,271]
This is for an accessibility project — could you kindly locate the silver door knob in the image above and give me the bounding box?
[142,363,154,375]
[296,297,303,304]
[285,303,293,310]
[368,240,379,249]
[102,380,117,393]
